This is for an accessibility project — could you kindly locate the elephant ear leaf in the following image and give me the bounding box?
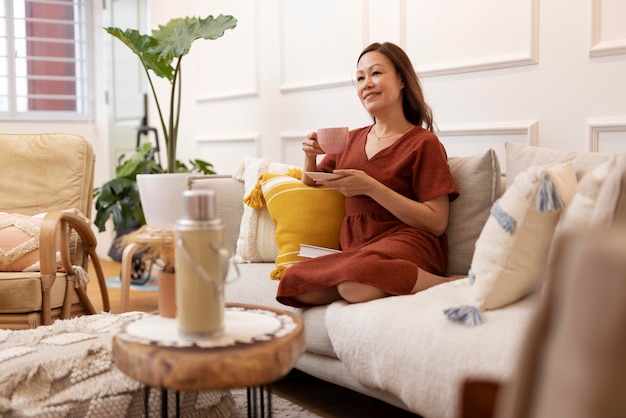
[151,15,237,60]
[104,27,175,80]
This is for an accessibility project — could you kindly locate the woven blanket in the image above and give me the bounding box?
[0,312,236,418]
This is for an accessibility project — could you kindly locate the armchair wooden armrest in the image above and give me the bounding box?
[39,211,111,325]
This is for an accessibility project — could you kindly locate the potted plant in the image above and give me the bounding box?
[104,14,237,173]
[99,15,236,295]
[104,14,237,226]
[93,142,215,262]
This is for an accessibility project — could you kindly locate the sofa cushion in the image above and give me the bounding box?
[0,134,95,217]
[591,154,626,228]
[187,175,245,253]
[0,213,46,271]
[232,156,299,263]
[446,149,502,276]
[0,271,77,313]
[505,141,620,188]
[325,280,538,418]
[245,172,345,280]
[470,162,577,311]
[553,156,619,239]
[223,263,338,359]
[0,210,83,272]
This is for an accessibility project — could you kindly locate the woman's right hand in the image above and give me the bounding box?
[301,131,324,186]
[302,131,323,158]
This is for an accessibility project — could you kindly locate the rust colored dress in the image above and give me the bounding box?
[276,125,459,307]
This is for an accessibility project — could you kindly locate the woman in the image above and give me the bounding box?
[276,42,459,308]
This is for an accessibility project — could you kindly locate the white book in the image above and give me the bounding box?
[298,244,342,258]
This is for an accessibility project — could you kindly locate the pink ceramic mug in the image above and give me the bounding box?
[317,127,349,154]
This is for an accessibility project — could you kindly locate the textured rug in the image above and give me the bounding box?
[0,312,321,418]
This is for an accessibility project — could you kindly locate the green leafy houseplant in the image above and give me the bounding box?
[104,14,237,172]
[93,143,215,232]
[93,143,216,233]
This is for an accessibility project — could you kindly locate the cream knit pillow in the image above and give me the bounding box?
[445,162,577,325]
[553,156,619,237]
[590,154,626,228]
[469,162,577,312]
[505,142,619,188]
[444,162,577,326]
[231,156,299,263]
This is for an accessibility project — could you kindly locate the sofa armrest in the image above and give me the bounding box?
[460,379,500,418]
[187,175,245,253]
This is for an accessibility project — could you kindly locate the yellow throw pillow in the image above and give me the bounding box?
[243,172,345,280]
[232,156,301,263]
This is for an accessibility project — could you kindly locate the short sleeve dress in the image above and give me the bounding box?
[276,125,459,308]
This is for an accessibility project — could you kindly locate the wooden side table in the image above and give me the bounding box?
[112,303,305,417]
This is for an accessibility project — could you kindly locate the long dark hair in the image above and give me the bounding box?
[357,42,435,132]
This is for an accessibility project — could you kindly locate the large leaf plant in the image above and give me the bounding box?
[105,15,237,173]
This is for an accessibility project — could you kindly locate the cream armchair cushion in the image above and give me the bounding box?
[0,133,110,329]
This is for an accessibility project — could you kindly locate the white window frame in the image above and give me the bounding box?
[0,0,93,121]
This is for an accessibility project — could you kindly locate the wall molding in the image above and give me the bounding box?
[588,119,626,151]
[279,0,541,89]
[437,121,538,145]
[196,90,260,103]
[280,78,354,94]
[417,53,538,78]
[195,133,259,143]
[281,122,539,144]
[406,0,539,77]
[279,0,368,94]
[590,0,626,58]
[195,1,261,102]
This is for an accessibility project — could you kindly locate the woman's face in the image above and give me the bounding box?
[356,51,404,117]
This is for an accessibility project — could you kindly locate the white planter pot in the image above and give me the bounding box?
[136,173,189,226]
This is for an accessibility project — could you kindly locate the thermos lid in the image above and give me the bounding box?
[181,189,216,221]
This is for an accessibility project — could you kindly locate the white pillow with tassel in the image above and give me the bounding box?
[445,162,577,326]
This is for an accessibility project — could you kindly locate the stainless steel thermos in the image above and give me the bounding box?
[175,189,230,339]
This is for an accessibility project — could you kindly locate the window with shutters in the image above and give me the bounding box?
[0,0,92,120]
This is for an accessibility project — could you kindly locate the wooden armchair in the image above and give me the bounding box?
[460,229,626,418]
[0,133,110,329]
[460,160,626,418]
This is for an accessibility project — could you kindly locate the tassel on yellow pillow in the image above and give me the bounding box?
[243,171,345,280]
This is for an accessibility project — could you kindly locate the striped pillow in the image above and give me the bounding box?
[244,172,345,280]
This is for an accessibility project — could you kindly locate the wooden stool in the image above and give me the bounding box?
[119,226,175,312]
[112,303,305,417]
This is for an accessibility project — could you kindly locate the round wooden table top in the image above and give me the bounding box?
[112,303,305,392]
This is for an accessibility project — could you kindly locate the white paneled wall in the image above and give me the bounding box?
[405,0,538,76]
[142,0,626,175]
[1,0,624,257]
[1,0,625,178]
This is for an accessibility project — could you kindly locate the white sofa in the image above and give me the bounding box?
[188,142,623,418]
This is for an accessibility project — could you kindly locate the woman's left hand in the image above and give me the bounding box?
[321,169,450,235]
[320,169,375,197]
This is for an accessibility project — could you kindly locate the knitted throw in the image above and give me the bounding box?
[0,312,236,418]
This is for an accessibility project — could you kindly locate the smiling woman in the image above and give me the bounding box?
[280,42,461,309]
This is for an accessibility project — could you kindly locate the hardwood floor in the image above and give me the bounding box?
[87,258,420,418]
